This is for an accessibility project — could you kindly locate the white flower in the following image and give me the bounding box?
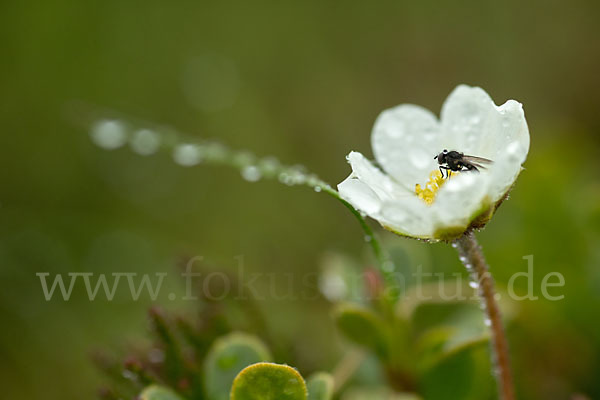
[338,85,530,241]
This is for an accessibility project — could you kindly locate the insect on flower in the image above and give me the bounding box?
[337,85,530,240]
[434,149,493,178]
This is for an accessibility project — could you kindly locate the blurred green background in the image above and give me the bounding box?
[1,0,599,399]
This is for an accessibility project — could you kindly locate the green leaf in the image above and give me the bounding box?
[230,362,307,400]
[333,303,390,359]
[419,339,492,400]
[139,385,186,400]
[341,386,421,400]
[306,372,334,400]
[204,332,272,400]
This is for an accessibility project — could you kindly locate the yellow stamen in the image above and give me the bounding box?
[415,170,457,205]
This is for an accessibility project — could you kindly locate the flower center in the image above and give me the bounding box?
[415,170,457,205]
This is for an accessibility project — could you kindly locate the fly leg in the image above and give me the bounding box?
[439,165,451,179]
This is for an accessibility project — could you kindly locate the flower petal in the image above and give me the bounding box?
[371,104,441,190]
[379,196,435,238]
[343,151,409,201]
[440,85,500,158]
[488,140,526,201]
[433,172,491,231]
[441,85,530,163]
[492,100,530,162]
[338,174,382,215]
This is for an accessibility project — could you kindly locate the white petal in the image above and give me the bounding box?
[345,151,409,201]
[433,172,491,229]
[441,85,530,163]
[488,141,526,201]
[379,196,435,238]
[492,100,530,163]
[371,104,441,190]
[338,174,382,215]
[440,85,500,158]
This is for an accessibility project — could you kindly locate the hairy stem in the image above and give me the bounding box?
[454,232,514,400]
[87,118,398,302]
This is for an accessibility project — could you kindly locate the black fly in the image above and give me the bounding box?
[434,149,493,178]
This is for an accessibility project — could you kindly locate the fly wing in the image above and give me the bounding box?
[462,154,493,164]
[462,155,493,171]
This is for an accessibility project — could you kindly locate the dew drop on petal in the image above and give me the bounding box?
[91,120,127,149]
[385,120,405,138]
[241,165,261,182]
[506,141,521,156]
[409,149,430,169]
[130,129,160,155]
[173,144,203,166]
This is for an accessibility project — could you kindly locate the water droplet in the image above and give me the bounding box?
[385,122,404,138]
[130,129,160,155]
[91,120,127,149]
[173,144,203,166]
[364,235,372,242]
[469,281,479,289]
[233,151,255,167]
[278,172,295,186]
[484,318,492,327]
[241,165,261,182]
[409,150,430,169]
[259,156,280,175]
[306,174,321,187]
[451,242,458,248]
[314,186,322,192]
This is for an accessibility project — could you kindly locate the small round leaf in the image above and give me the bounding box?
[307,372,334,400]
[230,362,307,400]
[204,332,272,400]
[139,385,186,400]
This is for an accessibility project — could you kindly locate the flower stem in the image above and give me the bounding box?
[87,117,398,302]
[454,232,514,400]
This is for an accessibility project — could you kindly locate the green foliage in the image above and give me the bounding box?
[306,372,334,400]
[341,386,422,400]
[230,362,307,400]
[139,385,186,400]
[203,332,272,400]
[333,303,390,359]
[420,339,491,400]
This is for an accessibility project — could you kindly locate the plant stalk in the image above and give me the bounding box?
[454,232,515,400]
